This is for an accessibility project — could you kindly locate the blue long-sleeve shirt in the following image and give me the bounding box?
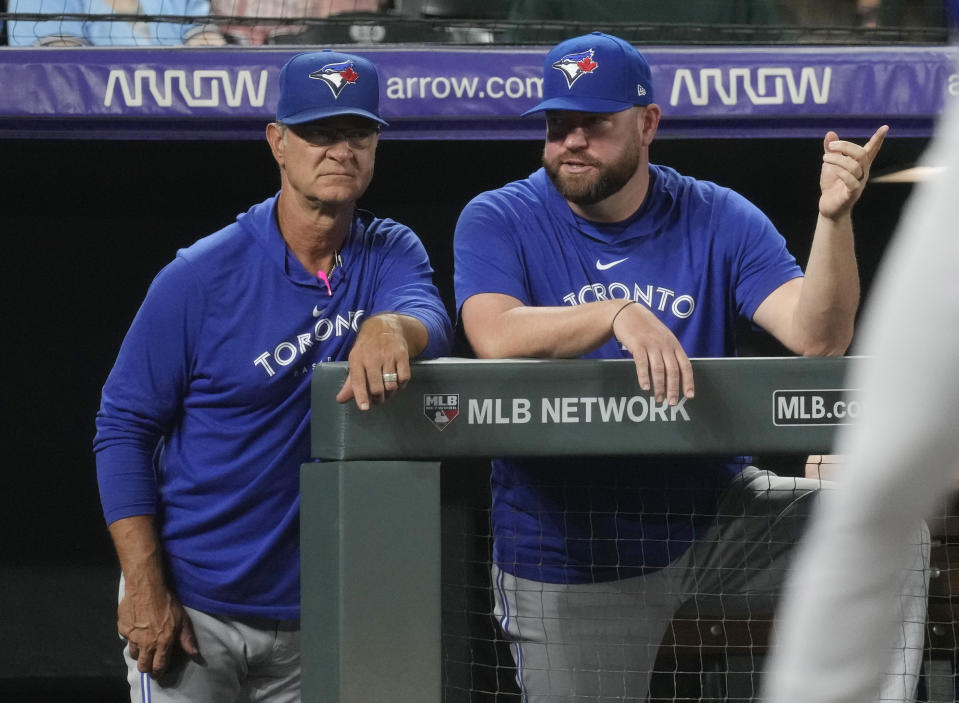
[95,194,451,619]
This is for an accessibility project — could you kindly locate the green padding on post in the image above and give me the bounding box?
[311,357,853,460]
[300,460,441,703]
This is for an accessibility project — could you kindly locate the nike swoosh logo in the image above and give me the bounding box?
[312,306,322,318]
[596,257,628,271]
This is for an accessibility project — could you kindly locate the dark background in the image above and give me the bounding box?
[0,132,926,700]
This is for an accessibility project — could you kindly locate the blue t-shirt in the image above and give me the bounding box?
[94,194,452,619]
[454,164,802,583]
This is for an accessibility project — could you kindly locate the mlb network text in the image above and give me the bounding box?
[468,396,690,425]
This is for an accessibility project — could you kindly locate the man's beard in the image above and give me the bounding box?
[543,141,641,206]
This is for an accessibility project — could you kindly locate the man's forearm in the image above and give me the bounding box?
[109,515,167,593]
[793,213,860,355]
[362,313,429,358]
[466,298,628,359]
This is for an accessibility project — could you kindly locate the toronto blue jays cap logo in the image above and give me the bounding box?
[551,49,599,89]
[309,60,360,99]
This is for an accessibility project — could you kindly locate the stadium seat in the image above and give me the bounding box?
[419,0,512,19]
[502,0,783,44]
[268,11,440,44]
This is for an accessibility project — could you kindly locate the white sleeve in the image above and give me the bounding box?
[763,100,959,703]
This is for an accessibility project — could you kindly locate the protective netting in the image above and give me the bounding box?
[441,455,955,702]
[2,0,951,47]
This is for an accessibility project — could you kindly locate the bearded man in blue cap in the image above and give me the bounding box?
[94,51,451,702]
[454,32,927,702]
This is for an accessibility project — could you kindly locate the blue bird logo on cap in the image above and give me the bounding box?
[551,49,599,89]
[309,61,360,99]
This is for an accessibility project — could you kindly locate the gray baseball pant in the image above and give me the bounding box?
[119,600,300,703]
[493,466,929,702]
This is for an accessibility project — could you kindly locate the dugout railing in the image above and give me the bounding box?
[300,356,880,702]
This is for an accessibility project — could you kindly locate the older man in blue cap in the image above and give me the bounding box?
[454,32,926,702]
[94,51,451,702]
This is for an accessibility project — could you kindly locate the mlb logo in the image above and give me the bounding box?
[424,394,459,432]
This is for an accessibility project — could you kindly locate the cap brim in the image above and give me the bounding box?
[521,96,638,117]
[279,106,389,127]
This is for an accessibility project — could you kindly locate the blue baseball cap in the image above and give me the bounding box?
[276,51,389,126]
[522,32,654,117]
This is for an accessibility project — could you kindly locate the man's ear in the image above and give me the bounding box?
[266,122,285,168]
[638,104,661,147]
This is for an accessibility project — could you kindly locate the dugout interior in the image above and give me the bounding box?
[1,34,956,702]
